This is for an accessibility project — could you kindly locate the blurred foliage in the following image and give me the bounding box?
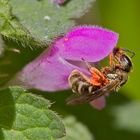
[60,116,93,140]
[0,35,4,55]
[111,101,140,133]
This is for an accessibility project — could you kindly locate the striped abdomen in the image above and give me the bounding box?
[68,70,98,95]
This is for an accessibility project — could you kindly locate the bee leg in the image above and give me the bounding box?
[109,52,116,67]
[81,58,103,77]
[90,66,109,82]
[78,70,91,83]
[84,65,107,86]
[81,58,108,86]
[79,70,102,86]
[70,69,102,87]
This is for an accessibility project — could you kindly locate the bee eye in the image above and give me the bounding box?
[121,55,132,72]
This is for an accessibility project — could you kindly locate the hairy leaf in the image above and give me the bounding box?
[0,0,46,48]
[0,86,65,140]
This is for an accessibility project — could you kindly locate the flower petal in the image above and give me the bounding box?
[12,47,87,91]
[90,96,106,110]
[10,26,119,92]
[56,26,119,62]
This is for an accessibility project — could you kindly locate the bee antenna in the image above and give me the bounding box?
[122,48,135,58]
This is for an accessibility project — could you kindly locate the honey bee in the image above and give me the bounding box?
[66,47,135,105]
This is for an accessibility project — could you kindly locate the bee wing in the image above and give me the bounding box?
[66,80,120,105]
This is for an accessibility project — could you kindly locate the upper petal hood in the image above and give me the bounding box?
[56,26,119,62]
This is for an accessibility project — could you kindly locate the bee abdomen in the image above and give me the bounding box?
[69,76,87,93]
[69,71,87,93]
[72,81,97,95]
[68,70,98,94]
[77,81,89,94]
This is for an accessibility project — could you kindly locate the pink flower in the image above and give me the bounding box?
[12,26,119,109]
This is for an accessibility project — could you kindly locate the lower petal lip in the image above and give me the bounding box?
[9,50,90,91]
[90,96,106,110]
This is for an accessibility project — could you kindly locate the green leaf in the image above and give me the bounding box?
[60,116,93,140]
[0,86,65,140]
[10,0,94,43]
[111,102,140,133]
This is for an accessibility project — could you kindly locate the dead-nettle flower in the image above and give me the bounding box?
[13,26,119,109]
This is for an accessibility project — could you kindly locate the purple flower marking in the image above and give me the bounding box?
[52,0,66,5]
[12,26,119,109]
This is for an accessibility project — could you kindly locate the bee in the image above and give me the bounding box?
[66,47,135,105]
